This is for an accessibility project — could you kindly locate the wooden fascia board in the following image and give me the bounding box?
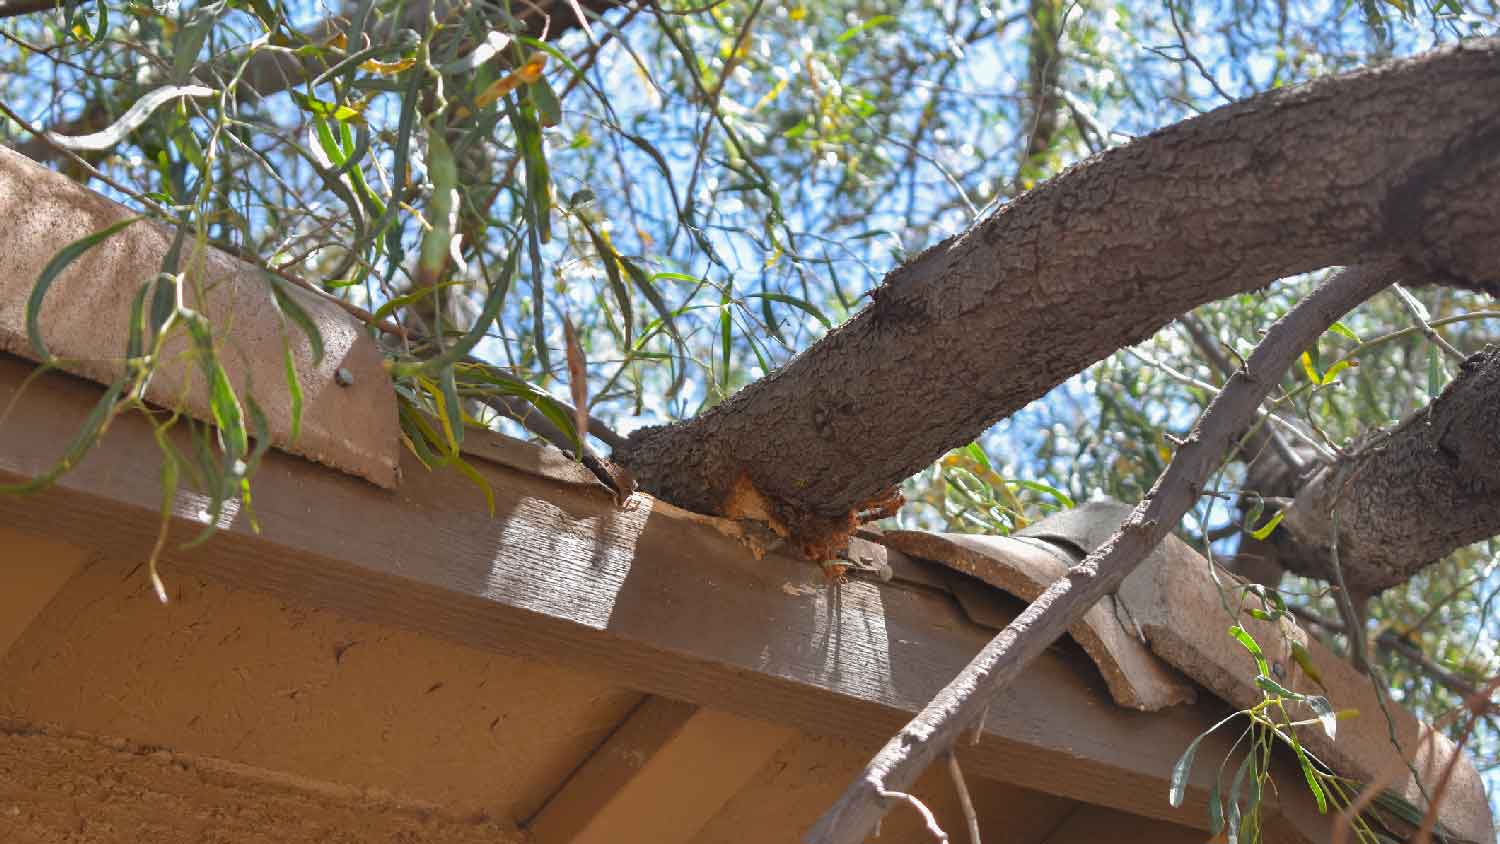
[0,353,1286,834]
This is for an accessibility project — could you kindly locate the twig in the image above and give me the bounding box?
[210,241,626,452]
[1391,283,1466,364]
[946,753,981,844]
[803,262,1395,844]
[1330,675,1500,844]
[1290,605,1494,710]
[877,790,949,843]
[1179,314,1307,474]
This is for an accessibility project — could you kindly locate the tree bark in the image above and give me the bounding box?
[1279,345,1500,596]
[615,39,1500,557]
[805,263,1394,844]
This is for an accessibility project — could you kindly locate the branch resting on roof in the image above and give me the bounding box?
[805,262,1398,844]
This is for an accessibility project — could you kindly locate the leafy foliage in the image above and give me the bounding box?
[4,0,1500,831]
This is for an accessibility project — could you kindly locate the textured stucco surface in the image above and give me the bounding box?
[0,526,643,829]
[0,725,525,844]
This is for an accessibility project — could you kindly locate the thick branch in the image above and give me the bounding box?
[615,40,1500,553]
[0,0,61,18]
[1279,345,1500,596]
[804,263,1395,844]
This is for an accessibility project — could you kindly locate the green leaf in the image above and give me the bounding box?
[835,14,896,44]
[282,342,304,444]
[266,274,325,364]
[0,376,125,495]
[439,366,464,449]
[1327,321,1361,343]
[1254,674,1304,700]
[289,91,367,125]
[27,216,144,362]
[719,287,733,392]
[513,98,552,243]
[418,129,457,281]
[1290,642,1328,693]
[459,364,578,447]
[1170,731,1210,808]
[964,442,992,472]
[1009,479,1075,509]
[149,272,179,341]
[183,312,248,459]
[125,281,151,362]
[1294,742,1328,813]
[172,4,219,84]
[579,217,631,349]
[1229,625,1271,676]
[746,292,833,330]
[528,78,563,127]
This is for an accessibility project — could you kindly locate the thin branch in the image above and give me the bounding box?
[946,752,981,844]
[803,262,1395,844]
[877,790,949,843]
[1180,314,1307,473]
[1391,283,1466,364]
[1290,604,1494,709]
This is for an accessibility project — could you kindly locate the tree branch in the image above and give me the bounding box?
[803,263,1395,844]
[0,0,64,19]
[616,39,1500,557]
[1279,344,1500,596]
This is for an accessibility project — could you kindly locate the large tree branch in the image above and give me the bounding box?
[614,40,1500,558]
[804,263,1396,844]
[1279,345,1500,596]
[0,0,59,18]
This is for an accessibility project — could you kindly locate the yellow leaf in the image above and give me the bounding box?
[363,56,415,75]
[470,53,549,112]
[789,5,808,20]
[1299,350,1320,383]
[754,77,789,111]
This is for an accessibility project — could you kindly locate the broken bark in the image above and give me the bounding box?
[614,40,1500,556]
[805,263,1396,844]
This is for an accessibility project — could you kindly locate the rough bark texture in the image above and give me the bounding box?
[615,40,1500,555]
[805,265,1394,844]
[1280,345,1500,596]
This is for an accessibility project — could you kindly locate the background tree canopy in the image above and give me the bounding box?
[4,0,1500,805]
